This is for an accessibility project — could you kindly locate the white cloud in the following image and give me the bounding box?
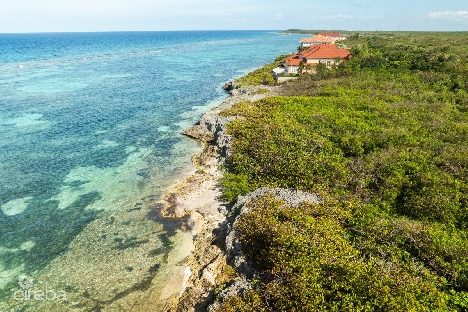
[320,13,383,21]
[428,11,468,19]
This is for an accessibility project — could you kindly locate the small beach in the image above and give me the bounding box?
[160,83,283,311]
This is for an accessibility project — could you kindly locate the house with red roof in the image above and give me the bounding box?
[301,44,351,66]
[283,54,303,74]
[282,44,351,75]
[299,35,335,48]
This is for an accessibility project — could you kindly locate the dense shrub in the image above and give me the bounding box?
[217,31,468,311]
[220,196,452,311]
[222,94,468,230]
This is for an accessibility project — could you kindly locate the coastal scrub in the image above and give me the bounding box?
[217,31,468,311]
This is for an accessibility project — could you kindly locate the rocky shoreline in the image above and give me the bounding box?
[157,82,319,311]
[154,83,277,311]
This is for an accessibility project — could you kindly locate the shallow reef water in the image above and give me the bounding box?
[0,30,303,310]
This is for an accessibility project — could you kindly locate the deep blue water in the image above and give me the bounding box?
[0,30,302,310]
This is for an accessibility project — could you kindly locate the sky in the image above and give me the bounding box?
[0,0,467,33]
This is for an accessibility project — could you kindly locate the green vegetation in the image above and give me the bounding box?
[234,54,291,86]
[217,32,468,311]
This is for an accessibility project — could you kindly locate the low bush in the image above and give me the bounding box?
[234,54,292,86]
[220,196,453,311]
[216,31,468,311]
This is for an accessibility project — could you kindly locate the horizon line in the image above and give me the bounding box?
[1,29,468,35]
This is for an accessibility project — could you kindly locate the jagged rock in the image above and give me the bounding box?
[222,81,240,93]
[167,85,286,311]
[207,188,320,311]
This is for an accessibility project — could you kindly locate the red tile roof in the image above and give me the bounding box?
[284,55,303,66]
[300,44,351,60]
[299,35,335,43]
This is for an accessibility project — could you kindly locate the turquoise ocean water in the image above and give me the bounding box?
[0,31,302,311]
